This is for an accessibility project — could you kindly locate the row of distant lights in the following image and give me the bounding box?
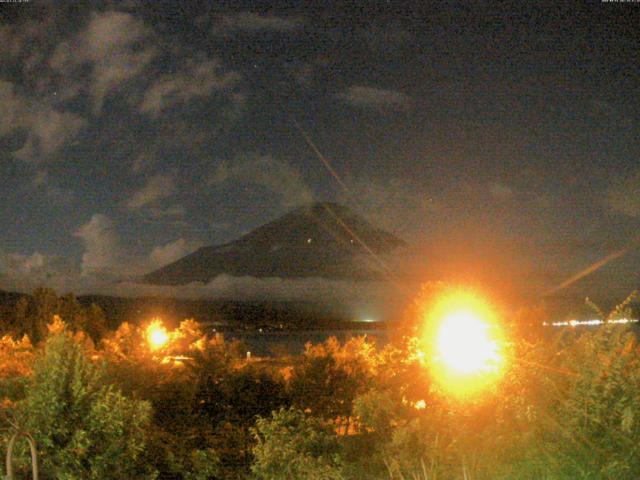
[543,318,639,327]
[306,238,355,244]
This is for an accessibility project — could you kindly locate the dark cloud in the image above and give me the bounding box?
[0,250,77,293]
[140,57,241,118]
[0,80,86,162]
[148,238,202,270]
[50,10,158,113]
[216,12,304,33]
[337,86,413,111]
[126,173,176,210]
[32,170,74,205]
[102,276,400,313]
[208,153,314,209]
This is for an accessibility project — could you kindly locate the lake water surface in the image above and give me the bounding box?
[227,329,389,357]
[227,322,640,357]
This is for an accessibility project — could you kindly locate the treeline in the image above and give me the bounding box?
[0,288,353,332]
[0,287,108,343]
[0,288,639,479]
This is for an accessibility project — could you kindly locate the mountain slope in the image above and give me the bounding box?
[142,202,405,285]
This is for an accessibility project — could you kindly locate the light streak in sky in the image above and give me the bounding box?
[545,246,630,296]
[545,234,640,296]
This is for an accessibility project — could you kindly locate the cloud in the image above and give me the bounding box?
[74,214,126,277]
[148,238,202,269]
[208,154,313,208]
[140,57,241,118]
[0,11,60,69]
[0,250,77,293]
[50,11,157,113]
[73,213,201,281]
[0,24,26,63]
[148,204,186,220]
[13,107,87,162]
[99,275,401,310]
[4,252,46,277]
[0,80,86,162]
[607,169,640,217]
[126,173,176,210]
[0,81,25,134]
[32,170,74,204]
[131,151,156,174]
[337,86,412,111]
[217,12,304,32]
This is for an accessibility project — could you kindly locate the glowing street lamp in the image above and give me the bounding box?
[420,289,506,397]
[435,309,501,375]
[146,319,169,350]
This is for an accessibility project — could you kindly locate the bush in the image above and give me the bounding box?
[11,331,156,479]
[251,407,344,480]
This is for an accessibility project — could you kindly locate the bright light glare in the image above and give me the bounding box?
[436,310,500,374]
[147,320,169,350]
[420,289,506,397]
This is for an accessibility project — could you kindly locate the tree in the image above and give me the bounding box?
[84,302,108,341]
[10,329,156,479]
[55,294,107,342]
[532,325,640,479]
[0,334,34,418]
[7,296,29,336]
[57,293,88,333]
[20,287,58,344]
[9,289,108,345]
[288,336,376,421]
[251,407,344,480]
[100,319,232,479]
[346,346,454,480]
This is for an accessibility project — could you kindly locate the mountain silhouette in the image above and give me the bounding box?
[142,202,405,285]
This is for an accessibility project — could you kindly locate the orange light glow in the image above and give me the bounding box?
[146,319,169,350]
[419,289,506,397]
[436,309,500,374]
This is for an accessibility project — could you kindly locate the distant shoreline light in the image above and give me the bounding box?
[356,318,377,323]
[543,318,639,327]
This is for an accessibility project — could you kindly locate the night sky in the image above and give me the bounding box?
[1,1,639,312]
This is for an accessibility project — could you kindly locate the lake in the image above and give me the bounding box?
[225,329,389,357]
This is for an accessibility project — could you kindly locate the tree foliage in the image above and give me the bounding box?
[289,336,377,421]
[7,288,107,343]
[251,407,344,480]
[530,326,640,479]
[11,330,156,479]
[1,286,639,479]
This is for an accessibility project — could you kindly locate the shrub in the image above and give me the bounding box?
[11,331,156,479]
[251,407,344,480]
